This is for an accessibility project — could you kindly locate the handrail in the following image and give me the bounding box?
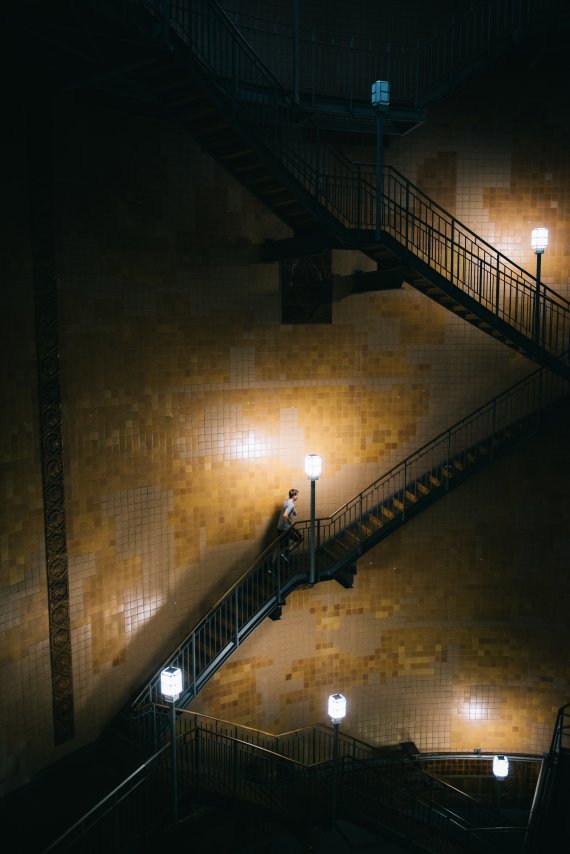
[316,364,566,538]
[42,744,171,852]
[128,364,569,713]
[524,701,570,851]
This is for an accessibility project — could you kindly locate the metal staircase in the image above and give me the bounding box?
[122,366,569,720]
[42,713,541,853]
[13,0,570,382]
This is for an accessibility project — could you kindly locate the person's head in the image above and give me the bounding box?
[289,488,299,500]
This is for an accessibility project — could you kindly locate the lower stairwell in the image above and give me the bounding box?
[43,711,544,854]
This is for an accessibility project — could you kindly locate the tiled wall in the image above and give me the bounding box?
[191,404,570,754]
[1,19,569,797]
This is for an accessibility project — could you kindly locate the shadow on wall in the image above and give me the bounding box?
[261,506,284,554]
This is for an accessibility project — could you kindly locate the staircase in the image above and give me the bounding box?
[13,1,570,382]
[53,713,537,853]
[44,0,570,380]
[119,366,569,722]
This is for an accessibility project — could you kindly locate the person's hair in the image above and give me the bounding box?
[289,488,299,498]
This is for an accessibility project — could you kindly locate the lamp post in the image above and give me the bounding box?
[161,665,183,823]
[371,80,390,241]
[493,754,509,812]
[304,454,322,586]
[328,693,347,826]
[531,227,548,343]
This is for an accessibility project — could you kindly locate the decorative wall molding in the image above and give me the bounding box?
[30,104,75,745]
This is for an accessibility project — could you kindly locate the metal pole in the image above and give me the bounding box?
[293,0,300,104]
[309,478,316,585]
[170,700,178,823]
[534,252,541,344]
[330,721,340,825]
[375,109,383,241]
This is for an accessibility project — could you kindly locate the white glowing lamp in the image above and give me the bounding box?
[161,666,182,702]
[328,693,347,724]
[371,80,390,109]
[493,754,509,779]
[304,454,322,481]
[531,227,549,254]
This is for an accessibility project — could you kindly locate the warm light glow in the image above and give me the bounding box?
[328,692,347,723]
[465,699,487,720]
[493,754,509,779]
[161,666,182,701]
[229,430,270,460]
[371,80,390,108]
[531,227,549,254]
[304,453,322,481]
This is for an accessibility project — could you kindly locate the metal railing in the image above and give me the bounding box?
[43,746,171,853]
[223,0,551,109]
[524,702,570,851]
[44,711,543,853]
[382,167,570,359]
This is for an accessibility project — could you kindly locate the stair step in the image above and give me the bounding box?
[354,521,376,537]
[340,529,363,546]
[322,540,352,561]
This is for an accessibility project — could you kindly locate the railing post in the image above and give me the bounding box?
[491,398,497,460]
[356,163,361,231]
[495,252,500,317]
[414,39,420,108]
[450,219,455,285]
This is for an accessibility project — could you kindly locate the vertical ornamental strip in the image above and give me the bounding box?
[29,98,75,744]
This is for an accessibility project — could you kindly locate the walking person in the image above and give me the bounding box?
[277,488,302,556]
